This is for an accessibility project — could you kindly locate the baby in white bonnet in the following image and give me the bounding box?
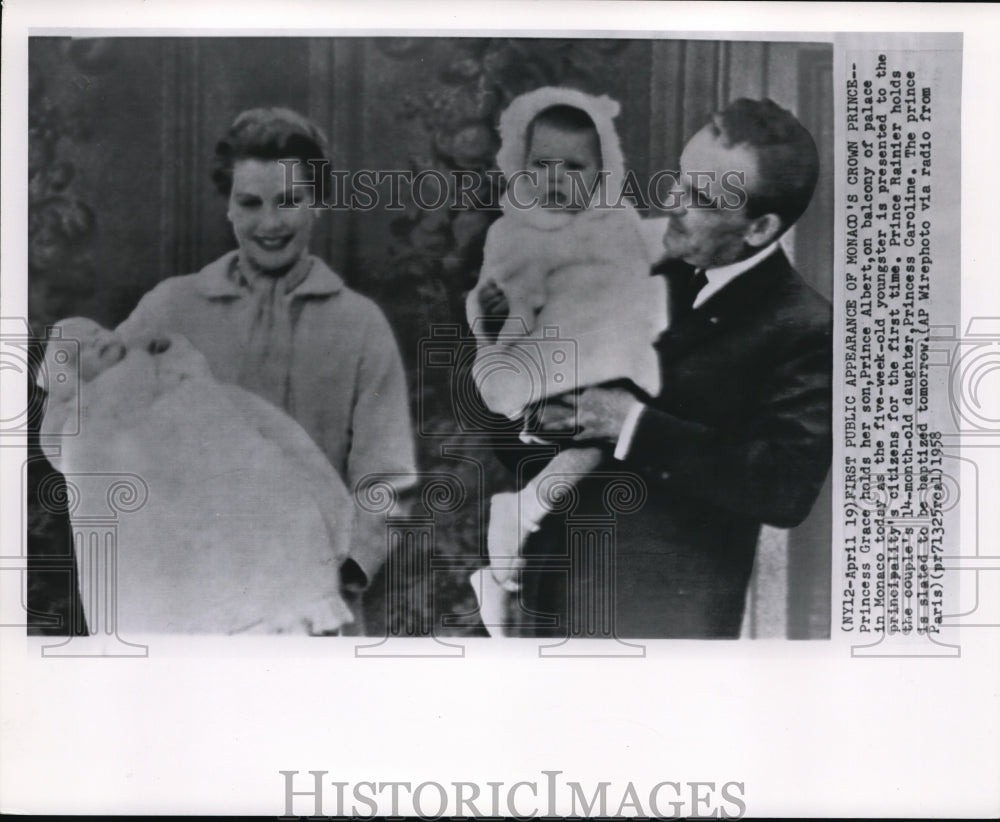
[466,87,667,603]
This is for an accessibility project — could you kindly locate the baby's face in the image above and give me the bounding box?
[525,123,601,212]
[57,318,127,383]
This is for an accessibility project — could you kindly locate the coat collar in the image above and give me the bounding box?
[695,241,780,308]
[693,245,792,317]
[655,248,795,358]
[194,250,345,299]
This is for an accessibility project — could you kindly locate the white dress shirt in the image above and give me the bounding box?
[613,241,781,460]
[692,240,780,309]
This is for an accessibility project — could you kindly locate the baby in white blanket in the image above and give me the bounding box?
[39,317,354,635]
[466,87,667,597]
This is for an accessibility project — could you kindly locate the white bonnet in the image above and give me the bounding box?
[495,86,628,203]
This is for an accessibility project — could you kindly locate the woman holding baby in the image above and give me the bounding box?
[112,107,417,634]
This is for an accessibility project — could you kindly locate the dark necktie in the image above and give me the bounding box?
[668,267,708,322]
[683,269,709,311]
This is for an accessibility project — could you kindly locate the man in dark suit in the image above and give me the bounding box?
[500,98,832,638]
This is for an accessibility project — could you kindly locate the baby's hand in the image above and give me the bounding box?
[477,279,510,319]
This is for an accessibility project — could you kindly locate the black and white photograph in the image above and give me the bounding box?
[1,1,997,818]
[22,33,834,642]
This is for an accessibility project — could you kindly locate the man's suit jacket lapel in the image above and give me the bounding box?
[656,248,793,362]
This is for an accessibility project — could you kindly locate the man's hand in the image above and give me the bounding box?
[538,386,640,444]
[477,279,509,319]
[476,279,510,344]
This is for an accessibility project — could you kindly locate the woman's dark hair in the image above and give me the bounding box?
[211,107,329,196]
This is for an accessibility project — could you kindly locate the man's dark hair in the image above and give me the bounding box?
[211,107,329,196]
[526,104,603,167]
[711,97,819,229]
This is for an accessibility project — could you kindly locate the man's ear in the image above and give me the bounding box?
[743,212,784,249]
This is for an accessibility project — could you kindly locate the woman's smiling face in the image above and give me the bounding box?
[227,158,316,274]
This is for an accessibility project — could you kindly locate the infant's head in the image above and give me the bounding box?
[41,318,127,400]
[524,104,603,213]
